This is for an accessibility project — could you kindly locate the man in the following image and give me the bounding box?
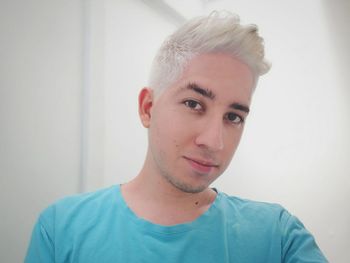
[25,11,327,262]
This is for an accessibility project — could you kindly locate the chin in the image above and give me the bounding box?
[170,178,209,194]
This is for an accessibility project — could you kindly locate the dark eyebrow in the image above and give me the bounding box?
[187,82,215,100]
[230,103,250,114]
[184,82,250,114]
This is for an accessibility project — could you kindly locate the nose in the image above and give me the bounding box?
[194,118,224,152]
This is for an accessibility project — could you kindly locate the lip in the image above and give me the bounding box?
[183,156,219,174]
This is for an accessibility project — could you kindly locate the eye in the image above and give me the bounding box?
[226,112,244,124]
[184,100,203,111]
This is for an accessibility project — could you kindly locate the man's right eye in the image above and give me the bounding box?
[183,100,203,111]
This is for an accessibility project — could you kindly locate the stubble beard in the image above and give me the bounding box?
[150,146,208,194]
[158,164,208,194]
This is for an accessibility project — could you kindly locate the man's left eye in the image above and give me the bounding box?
[184,100,203,111]
[226,112,243,124]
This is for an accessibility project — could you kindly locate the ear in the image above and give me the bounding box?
[138,88,154,128]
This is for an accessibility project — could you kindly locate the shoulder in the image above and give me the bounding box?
[216,192,328,262]
[217,191,288,224]
[25,185,123,261]
[55,185,118,208]
[215,192,300,236]
[39,185,120,230]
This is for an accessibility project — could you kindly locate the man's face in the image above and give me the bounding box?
[140,53,254,193]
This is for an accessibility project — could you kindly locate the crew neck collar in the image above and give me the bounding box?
[113,184,222,234]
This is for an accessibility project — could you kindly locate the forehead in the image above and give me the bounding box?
[163,53,254,104]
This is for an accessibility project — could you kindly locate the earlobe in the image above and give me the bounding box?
[138,88,153,128]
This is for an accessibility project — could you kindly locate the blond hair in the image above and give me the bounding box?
[149,11,270,94]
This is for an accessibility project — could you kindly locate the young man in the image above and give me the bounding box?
[25,11,328,262]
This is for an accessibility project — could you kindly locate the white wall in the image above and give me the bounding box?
[0,1,83,262]
[1,0,349,262]
[103,0,177,187]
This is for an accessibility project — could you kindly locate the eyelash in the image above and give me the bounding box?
[183,99,204,112]
[225,112,244,125]
[182,99,244,125]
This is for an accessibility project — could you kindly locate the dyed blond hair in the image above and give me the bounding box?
[149,11,270,94]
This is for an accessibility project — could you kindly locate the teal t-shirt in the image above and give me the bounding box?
[25,185,327,262]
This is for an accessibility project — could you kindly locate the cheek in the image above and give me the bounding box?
[223,130,244,159]
[154,107,191,138]
[150,111,185,153]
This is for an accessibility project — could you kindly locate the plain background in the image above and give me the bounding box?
[1,0,349,262]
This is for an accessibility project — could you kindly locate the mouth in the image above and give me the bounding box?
[183,156,219,174]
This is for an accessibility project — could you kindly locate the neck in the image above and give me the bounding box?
[121,163,217,225]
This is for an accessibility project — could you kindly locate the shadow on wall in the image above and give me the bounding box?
[322,0,350,92]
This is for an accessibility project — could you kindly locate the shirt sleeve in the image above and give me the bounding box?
[281,210,328,263]
[24,208,55,263]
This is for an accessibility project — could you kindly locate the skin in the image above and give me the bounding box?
[122,53,254,226]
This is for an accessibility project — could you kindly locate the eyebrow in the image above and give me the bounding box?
[185,82,250,114]
[187,82,215,100]
[230,103,250,114]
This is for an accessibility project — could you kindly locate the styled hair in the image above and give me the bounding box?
[148,11,271,95]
